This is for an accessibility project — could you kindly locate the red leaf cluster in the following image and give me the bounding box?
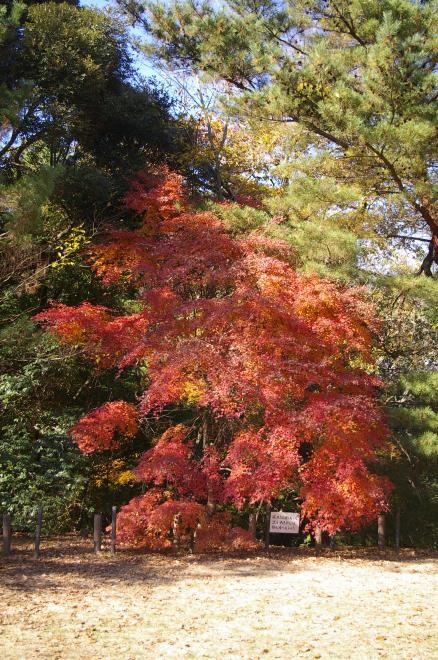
[34,302,148,368]
[115,491,259,552]
[134,424,208,500]
[224,428,301,507]
[69,401,138,454]
[194,512,260,552]
[35,168,392,541]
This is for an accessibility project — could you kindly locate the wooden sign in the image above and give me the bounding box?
[269,511,300,534]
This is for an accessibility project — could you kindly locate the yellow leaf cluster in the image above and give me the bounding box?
[51,224,90,269]
[93,458,134,487]
[180,378,205,405]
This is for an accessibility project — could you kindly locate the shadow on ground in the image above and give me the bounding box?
[1,536,437,595]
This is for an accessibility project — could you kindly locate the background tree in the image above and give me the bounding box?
[167,77,286,202]
[131,0,437,274]
[0,0,188,530]
[372,278,438,545]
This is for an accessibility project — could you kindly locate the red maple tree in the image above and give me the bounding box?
[35,168,391,548]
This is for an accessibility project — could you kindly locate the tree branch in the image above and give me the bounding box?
[387,234,431,243]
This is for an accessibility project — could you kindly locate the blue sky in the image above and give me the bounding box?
[81,0,109,9]
[80,0,203,112]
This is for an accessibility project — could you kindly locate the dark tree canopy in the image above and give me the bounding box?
[0,0,190,530]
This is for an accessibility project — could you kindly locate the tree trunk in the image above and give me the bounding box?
[418,235,438,276]
[378,514,386,549]
[206,481,215,518]
[395,508,401,552]
[248,513,257,539]
[3,514,11,557]
[111,506,117,555]
[173,512,182,552]
[189,528,196,554]
[33,506,43,559]
[202,413,216,518]
[93,514,102,553]
[315,525,322,549]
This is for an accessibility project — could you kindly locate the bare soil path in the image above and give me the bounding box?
[1,539,437,659]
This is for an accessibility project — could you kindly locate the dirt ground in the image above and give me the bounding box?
[1,538,437,660]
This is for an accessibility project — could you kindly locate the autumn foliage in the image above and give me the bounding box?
[70,401,138,454]
[35,167,392,548]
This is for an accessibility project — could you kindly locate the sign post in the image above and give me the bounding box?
[3,514,11,557]
[269,512,300,535]
[33,505,43,559]
[265,510,300,551]
[265,503,271,551]
[94,514,102,553]
[111,506,117,555]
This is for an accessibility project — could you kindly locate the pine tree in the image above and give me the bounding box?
[132,0,438,273]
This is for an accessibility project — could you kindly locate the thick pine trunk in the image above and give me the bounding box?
[418,200,438,276]
[419,235,438,276]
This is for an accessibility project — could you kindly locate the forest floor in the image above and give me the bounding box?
[0,537,437,660]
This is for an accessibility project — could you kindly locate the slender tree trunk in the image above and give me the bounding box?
[189,528,196,553]
[33,506,43,559]
[173,512,182,552]
[3,514,11,557]
[248,513,257,539]
[395,508,401,552]
[207,481,215,518]
[202,413,216,518]
[93,514,102,553]
[213,154,224,202]
[111,506,117,555]
[378,514,386,549]
[315,525,322,549]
